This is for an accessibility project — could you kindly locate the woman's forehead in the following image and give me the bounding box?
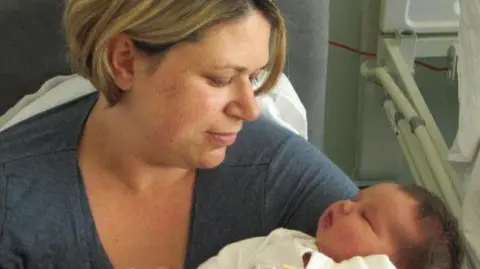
[180,11,271,70]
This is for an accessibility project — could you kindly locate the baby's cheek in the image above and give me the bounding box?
[332,227,373,260]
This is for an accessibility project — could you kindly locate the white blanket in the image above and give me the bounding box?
[198,228,396,269]
[0,73,308,139]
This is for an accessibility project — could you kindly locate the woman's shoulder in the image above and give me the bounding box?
[220,116,358,236]
[224,116,301,166]
[224,116,333,170]
[0,93,96,164]
[0,94,97,267]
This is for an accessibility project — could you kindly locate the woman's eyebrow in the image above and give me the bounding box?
[213,63,269,72]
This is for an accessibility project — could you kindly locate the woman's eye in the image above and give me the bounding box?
[208,77,231,87]
[249,74,260,85]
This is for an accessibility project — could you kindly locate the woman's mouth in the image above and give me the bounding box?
[207,132,238,146]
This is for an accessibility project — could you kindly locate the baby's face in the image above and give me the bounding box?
[315,183,424,264]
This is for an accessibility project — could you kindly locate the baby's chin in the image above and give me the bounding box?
[314,240,342,263]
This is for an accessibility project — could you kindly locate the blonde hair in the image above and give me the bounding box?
[63,0,286,105]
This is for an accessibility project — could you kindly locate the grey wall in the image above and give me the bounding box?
[325,0,459,185]
[324,0,363,176]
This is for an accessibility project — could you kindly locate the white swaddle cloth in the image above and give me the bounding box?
[198,228,396,269]
[0,73,308,139]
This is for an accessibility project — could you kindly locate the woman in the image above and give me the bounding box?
[0,0,358,268]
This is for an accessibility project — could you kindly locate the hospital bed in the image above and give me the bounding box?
[359,0,480,268]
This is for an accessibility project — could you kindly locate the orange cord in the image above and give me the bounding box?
[328,41,448,72]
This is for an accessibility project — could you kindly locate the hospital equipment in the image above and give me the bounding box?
[360,0,480,268]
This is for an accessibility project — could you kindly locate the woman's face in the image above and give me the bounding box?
[117,10,271,168]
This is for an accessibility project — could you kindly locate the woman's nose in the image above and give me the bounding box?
[225,82,261,121]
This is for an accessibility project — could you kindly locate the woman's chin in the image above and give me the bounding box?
[197,148,227,168]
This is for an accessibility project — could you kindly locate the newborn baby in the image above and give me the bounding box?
[198,183,464,269]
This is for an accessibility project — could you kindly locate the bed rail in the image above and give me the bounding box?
[361,35,479,269]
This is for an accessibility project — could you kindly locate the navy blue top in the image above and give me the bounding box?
[0,93,358,268]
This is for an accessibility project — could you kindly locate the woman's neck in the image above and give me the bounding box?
[78,98,194,193]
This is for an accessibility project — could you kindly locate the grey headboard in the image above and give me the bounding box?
[276,0,330,149]
[0,0,330,148]
[0,1,69,113]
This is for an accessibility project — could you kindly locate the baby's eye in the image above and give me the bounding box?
[362,212,376,233]
[362,212,369,222]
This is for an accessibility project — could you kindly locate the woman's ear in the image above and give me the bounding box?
[109,33,137,91]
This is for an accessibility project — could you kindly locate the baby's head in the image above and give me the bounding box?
[315,183,465,269]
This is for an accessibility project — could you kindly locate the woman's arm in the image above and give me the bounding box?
[264,134,359,235]
[197,236,265,269]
